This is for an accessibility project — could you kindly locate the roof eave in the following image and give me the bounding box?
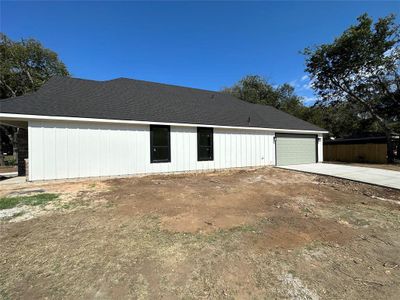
[0,113,329,134]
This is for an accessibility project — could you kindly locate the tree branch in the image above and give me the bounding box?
[0,79,17,97]
[373,73,399,105]
[330,77,388,130]
[6,42,35,88]
[23,67,35,86]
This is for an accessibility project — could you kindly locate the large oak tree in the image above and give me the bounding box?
[304,14,400,161]
[0,33,69,165]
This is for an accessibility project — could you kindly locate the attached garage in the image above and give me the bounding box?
[276,134,317,166]
[0,76,326,181]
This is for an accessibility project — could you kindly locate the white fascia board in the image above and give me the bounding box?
[0,113,329,134]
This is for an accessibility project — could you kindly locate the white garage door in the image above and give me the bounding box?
[276,134,317,166]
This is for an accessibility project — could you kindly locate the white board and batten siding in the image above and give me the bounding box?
[28,120,277,181]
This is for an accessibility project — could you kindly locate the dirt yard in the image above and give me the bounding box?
[1,167,399,299]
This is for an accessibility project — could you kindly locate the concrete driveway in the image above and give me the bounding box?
[278,163,400,190]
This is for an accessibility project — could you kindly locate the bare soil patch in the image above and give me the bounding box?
[1,167,399,299]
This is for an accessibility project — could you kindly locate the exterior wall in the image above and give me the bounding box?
[28,120,275,181]
[318,134,323,162]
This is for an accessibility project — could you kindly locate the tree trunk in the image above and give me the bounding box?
[385,131,394,163]
[0,143,5,166]
[12,129,18,164]
[0,126,7,166]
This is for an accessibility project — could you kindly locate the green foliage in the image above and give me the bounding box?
[0,33,70,98]
[222,75,306,119]
[303,102,382,138]
[0,33,70,166]
[303,14,400,134]
[222,75,276,105]
[224,14,400,144]
[4,156,16,166]
[0,193,59,210]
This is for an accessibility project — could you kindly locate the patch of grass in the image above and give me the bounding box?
[0,193,59,210]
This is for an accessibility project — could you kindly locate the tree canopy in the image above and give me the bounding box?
[221,75,306,119]
[223,14,400,156]
[0,33,70,99]
[0,33,70,165]
[303,14,400,135]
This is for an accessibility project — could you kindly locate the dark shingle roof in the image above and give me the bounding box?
[0,76,325,131]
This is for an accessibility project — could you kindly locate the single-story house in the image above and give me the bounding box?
[0,77,327,181]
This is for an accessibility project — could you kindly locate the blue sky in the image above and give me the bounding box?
[1,1,399,105]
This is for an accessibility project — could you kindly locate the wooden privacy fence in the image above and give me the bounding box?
[323,143,387,164]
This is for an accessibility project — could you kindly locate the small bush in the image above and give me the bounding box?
[4,155,17,166]
[0,193,59,210]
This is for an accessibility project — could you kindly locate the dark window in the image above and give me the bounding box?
[197,127,213,161]
[150,125,171,163]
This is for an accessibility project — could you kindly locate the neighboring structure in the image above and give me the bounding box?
[0,77,327,181]
[324,133,400,164]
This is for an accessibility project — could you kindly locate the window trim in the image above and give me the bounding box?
[150,125,171,163]
[197,127,214,161]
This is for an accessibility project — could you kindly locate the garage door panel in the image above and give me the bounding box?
[276,134,316,166]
